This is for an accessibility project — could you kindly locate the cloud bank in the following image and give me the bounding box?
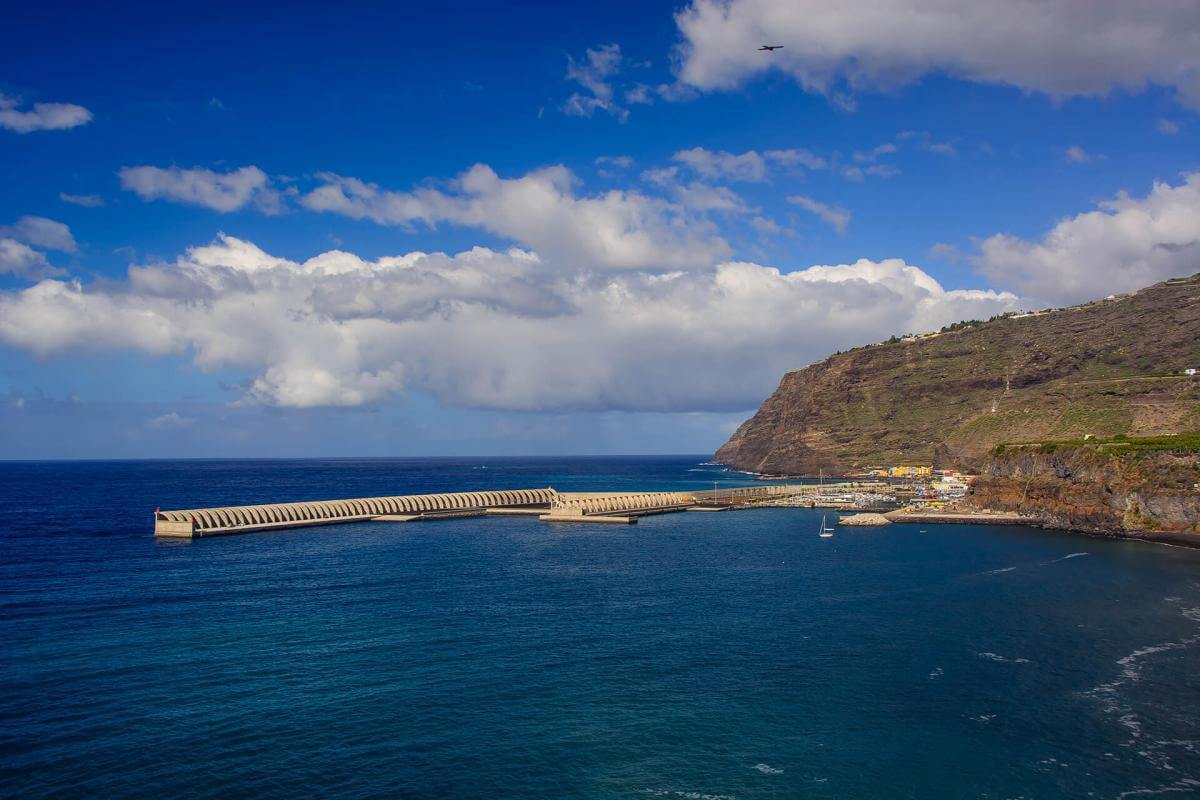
[0,234,1016,412]
[673,0,1200,107]
[976,171,1200,305]
[301,164,730,272]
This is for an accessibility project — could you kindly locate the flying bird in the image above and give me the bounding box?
[758,45,784,51]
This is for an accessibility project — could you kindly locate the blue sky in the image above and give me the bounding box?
[2,0,1199,458]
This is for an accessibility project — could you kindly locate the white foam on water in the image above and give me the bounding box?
[643,791,736,800]
[1117,777,1200,798]
[928,666,944,680]
[752,764,783,775]
[1041,552,1089,566]
[983,566,1018,575]
[978,652,1031,664]
[1085,603,1200,783]
[973,714,996,723]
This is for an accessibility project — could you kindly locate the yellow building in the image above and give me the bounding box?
[885,465,932,478]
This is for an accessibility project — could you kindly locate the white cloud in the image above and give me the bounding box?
[60,193,105,208]
[975,171,1200,305]
[146,412,195,430]
[1064,145,1103,163]
[930,242,962,263]
[672,0,1200,108]
[842,164,898,181]
[750,216,791,237]
[1157,118,1181,135]
[0,239,66,280]
[300,164,730,271]
[672,147,767,182]
[853,143,897,163]
[0,234,1017,412]
[119,165,284,214]
[595,155,634,169]
[788,195,851,234]
[624,84,654,105]
[640,167,749,214]
[765,148,827,170]
[563,43,629,121]
[0,93,92,133]
[0,216,76,252]
[864,164,901,178]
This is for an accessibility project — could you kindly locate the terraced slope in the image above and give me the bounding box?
[715,274,1200,474]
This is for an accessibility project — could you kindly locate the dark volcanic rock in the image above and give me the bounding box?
[963,446,1200,537]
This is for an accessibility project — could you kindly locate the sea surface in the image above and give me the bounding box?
[2,456,1199,799]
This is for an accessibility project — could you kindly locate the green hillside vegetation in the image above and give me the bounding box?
[995,431,1200,457]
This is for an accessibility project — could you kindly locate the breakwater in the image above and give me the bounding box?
[154,482,877,537]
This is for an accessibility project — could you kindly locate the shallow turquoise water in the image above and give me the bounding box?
[1,457,1198,798]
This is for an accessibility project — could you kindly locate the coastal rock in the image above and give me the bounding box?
[838,513,892,526]
[963,445,1200,539]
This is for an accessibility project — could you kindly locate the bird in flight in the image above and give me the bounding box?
[758,45,784,51]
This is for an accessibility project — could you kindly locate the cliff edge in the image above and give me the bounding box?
[962,435,1200,541]
[715,274,1200,475]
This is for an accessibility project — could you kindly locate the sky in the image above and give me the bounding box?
[2,0,1199,459]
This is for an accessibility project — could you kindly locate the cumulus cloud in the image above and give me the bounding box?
[0,93,92,133]
[0,216,76,252]
[119,165,285,214]
[0,234,1017,412]
[300,164,730,271]
[788,195,851,234]
[0,239,66,280]
[563,43,629,121]
[672,0,1200,107]
[975,171,1200,305]
[60,193,106,208]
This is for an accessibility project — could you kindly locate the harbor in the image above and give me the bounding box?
[153,481,893,537]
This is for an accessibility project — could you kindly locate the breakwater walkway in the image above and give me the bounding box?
[154,482,877,538]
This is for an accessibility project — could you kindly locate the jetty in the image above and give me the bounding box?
[153,482,880,538]
[883,509,1037,526]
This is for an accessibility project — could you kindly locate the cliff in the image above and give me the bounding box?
[715,274,1200,475]
[962,435,1200,540]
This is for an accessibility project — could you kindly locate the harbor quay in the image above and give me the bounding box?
[153,482,890,538]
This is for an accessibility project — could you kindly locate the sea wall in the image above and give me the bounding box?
[963,446,1200,538]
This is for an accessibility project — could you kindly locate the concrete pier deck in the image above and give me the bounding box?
[154,482,838,537]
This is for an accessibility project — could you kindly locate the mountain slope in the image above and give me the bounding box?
[715,274,1200,474]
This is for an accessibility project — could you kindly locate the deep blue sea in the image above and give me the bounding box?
[2,456,1199,799]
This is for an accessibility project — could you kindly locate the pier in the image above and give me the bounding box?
[154,482,880,537]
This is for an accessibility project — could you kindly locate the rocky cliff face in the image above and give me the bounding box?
[715,274,1200,475]
[963,445,1200,537]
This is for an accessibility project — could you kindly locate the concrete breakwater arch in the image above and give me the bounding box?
[155,483,825,538]
[155,488,558,537]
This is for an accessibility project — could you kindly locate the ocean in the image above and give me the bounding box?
[2,456,1198,798]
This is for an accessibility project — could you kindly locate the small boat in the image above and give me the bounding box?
[819,514,834,538]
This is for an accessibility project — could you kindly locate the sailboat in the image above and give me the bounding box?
[818,513,835,538]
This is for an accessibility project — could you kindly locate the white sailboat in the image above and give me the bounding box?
[819,513,835,538]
